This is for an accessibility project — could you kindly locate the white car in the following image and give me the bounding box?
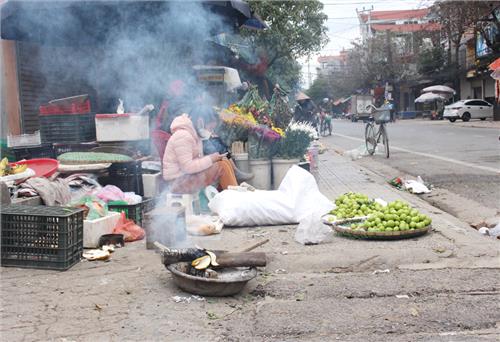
[443,99,493,122]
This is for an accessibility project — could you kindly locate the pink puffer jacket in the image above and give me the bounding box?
[162,114,213,180]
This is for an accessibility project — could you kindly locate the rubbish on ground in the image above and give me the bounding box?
[172,295,205,304]
[209,165,333,226]
[102,245,115,253]
[395,294,410,299]
[186,214,223,236]
[388,177,403,190]
[372,269,390,274]
[83,249,111,261]
[343,144,373,160]
[374,198,387,207]
[478,223,500,238]
[404,178,431,194]
[275,268,287,274]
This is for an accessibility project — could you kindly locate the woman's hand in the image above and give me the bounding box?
[210,153,227,162]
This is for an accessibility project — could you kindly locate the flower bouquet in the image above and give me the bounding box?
[277,121,316,160]
[248,124,282,159]
[217,107,256,147]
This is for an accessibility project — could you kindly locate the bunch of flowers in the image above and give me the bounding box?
[271,126,285,137]
[248,124,282,159]
[277,121,316,159]
[227,104,257,126]
[217,108,256,146]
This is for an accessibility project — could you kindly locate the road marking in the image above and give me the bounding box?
[333,133,500,174]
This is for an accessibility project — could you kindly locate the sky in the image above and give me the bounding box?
[301,0,436,88]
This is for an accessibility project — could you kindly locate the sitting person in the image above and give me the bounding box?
[162,113,237,194]
[193,106,253,183]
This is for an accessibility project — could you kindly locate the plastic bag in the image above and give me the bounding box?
[123,192,142,205]
[95,185,126,202]
[112,212,145,242]
[295,211,332,245]
[71,195,108,220]
[344,145,369,160]
[209,166,333,226]
[404,179,431,194]
[186,215,223,236]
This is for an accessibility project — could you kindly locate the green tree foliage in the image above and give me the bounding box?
[246,0,329,65]
[242,0,328,91]
[305,77,331,104]
[417,46,445,76]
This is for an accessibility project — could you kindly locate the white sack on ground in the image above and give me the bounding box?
[209,165,333,226]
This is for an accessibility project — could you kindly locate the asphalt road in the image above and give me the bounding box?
[324,119,500,215]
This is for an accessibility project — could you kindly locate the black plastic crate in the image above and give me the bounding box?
[40,113,96,144]
[108,198,153,227]
[9,144,55,161]
[99,161,144,196]
[1,205,83,270]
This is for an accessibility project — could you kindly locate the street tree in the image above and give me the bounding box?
[434,1,498,65]
[240,0,328,95]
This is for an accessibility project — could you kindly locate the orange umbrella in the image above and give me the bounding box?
[489,57,500,70]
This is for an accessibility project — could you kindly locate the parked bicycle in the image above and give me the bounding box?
[364,104,390,158]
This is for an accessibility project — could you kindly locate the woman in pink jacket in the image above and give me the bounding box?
[162,113,237,194]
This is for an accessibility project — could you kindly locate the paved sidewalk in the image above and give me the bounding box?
[1,146,499,341]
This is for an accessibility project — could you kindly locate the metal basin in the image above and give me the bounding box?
[166,262,257,297]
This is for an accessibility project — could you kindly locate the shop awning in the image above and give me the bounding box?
[0,0,265,45]
[333,96,351,106]
[489,57,500,70]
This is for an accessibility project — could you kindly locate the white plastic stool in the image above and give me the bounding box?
[165,193,200,216]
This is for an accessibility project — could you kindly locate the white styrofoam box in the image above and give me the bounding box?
[7,131,41,147]
[83,211,121,248]
[95,114,149,142]
[143,172,161,198]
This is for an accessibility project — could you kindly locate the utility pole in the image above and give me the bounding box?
[356,6,374,43]
[307,55,312,88]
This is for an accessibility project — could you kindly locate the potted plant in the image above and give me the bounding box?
[272,121,316,188]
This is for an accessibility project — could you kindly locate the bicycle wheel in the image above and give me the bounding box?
[380,124,390,158]
[365,123,376,155]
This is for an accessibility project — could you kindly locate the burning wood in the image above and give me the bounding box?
[155,242,267,280]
